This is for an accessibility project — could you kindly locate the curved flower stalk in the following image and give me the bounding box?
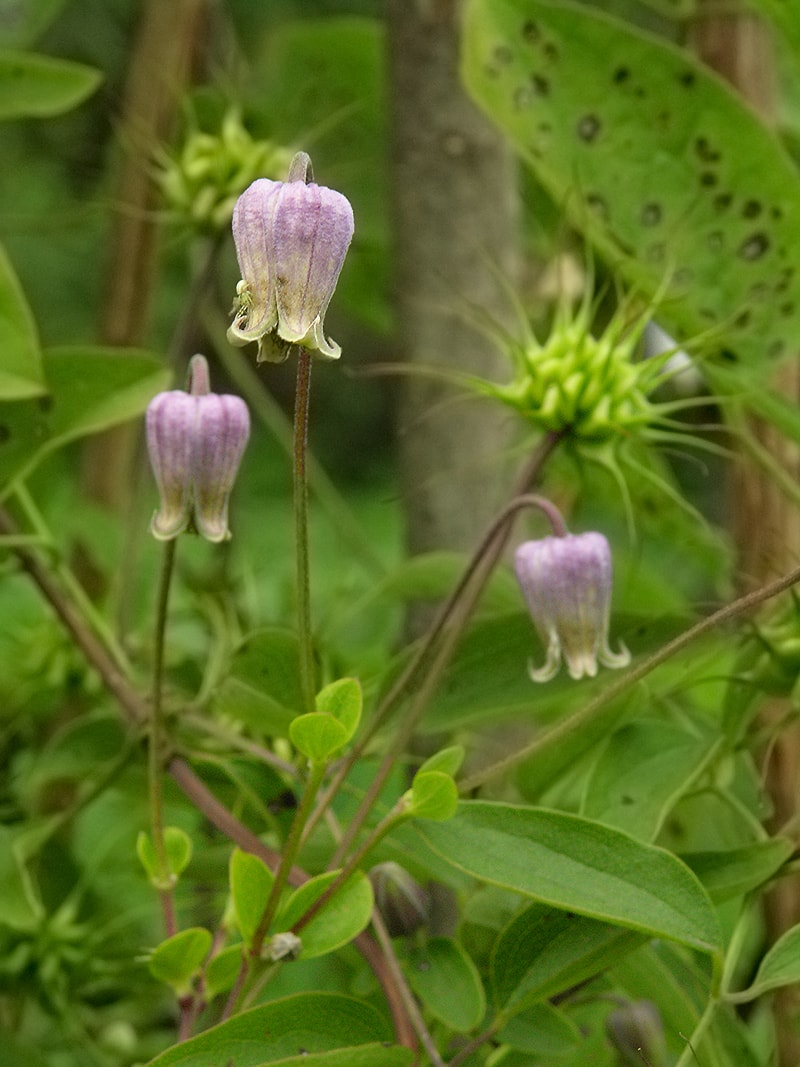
[514,531,630,682]
[228,151,354,362]
[146,354,250,543]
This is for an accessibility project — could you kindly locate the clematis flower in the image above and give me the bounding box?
[146,355,250,543]
[227,152,354,362]
[514,532,630,683]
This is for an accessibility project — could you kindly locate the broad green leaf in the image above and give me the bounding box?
[0,242,43,399]
[148,928,212,993]
[418,744,465,778]
[462,0,800,369]
[137,827,193,886]
[316,677,362,741]
[290,712,348,764]
[681,838,793,902]
[0,49,102,118]
[0,1,69,49]
[416,801,720,953]
[491,901,644,1012]
[406,937,485,1032]
[230,848,273,947]
[212,628,304,737]
[497,1002,581,1055]
[204,944,243,1000]
[407,770,458,821]
[0,345,169,497]
[277,870,373,959]
[145,992,399,1066]
[729,922,800,1002]
[582,720,721,839]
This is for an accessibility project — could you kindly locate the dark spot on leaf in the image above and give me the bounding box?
[522,18,540,43]
[538,120,552,133]
[38,395,53,413]
[707,230,724,253]
[742,199,762,219]
[0,424,9,444]
[775,266,795,293]
[633,85,646,98]
[748,281,768,299]
[646,242,665,263]
[586,192,609,219]
[713,192,733,212]
[566,912,576,920]
[738,233,769,261]
[543,41,559,61]
[416,959,431,971]
[484,63,500,79]
[493,44,513,65]
[700,171,718,187]
[577,114,601,143]
[678,69,696,87]
[734,309,751,328]
[768,339,786,358]
[613,66,630,84]
[621,794,634,806]
[694,136,720,162]
[699,308,718,320]
[641,202,662,226]
[719,349,738,363]
[780,302,795,316]
[674,267,694,285]
[532,73,550,95]
[771,205,783,219]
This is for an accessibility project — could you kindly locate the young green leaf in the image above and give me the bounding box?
[316,677,362,742]
[230,848,273,947]
[406,937,486,1032]
[0,242,43,399]
[418,744,465,778]
[148,928,212,994]
[416,801,720,953]
[0,49,102,119]
[277,870,373,959]
[728,922,800,1003]
[681,838,793,903]
[203,944,244,1000]
[289,712,349,763]
[407,770,458,822]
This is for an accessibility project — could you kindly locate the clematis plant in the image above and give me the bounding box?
[227,151,354,362]
[514,530,630,683]
[146,354,250,543]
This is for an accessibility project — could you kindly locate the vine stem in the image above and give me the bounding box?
[294,346,316,715]
[307,433,563,853]
[150,537,177,937]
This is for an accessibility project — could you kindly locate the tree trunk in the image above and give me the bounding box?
[690,8,800,1064]
[387,0,520,632]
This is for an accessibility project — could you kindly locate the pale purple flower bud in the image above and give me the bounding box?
[514,532,630,683]
[146,356,250,543]
[370,862,431,938]
[606,1000,668,1067]
[228,152,354,362]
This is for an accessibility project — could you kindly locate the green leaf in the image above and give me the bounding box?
[0,242,43,399]
[277,870,373,959]
[0,345,170,497]
[0,1,69,49]
[462,0,800,369]
[316,677,362,742]
[148,928,212,994]
[491,901,644,1012]
[0,826,42,931]
[230,848,273,947]
[418,745,465,778]
[681,838,794,903]
[582,720,722,840]
[211,628,304,737]
[137,827,193,886]
[290,713,349,764]
[497,1002,581,1055]
[204,944,243,1000]
[407,770,458,822]
[0,49,102,118]
[730,922,800,1002]
[144,992,402,1066]
[416,801,720,953]
[406,937,486,1032]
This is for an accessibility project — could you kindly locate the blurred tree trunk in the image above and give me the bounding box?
[690,7,800,1064]
[79,0,209,559]
[386,0,520,634]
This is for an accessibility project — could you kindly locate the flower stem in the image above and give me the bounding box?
[150,537,177,936]
[294,346,315,715]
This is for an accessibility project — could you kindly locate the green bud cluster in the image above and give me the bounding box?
[490,302,660,443]
[156,110,294,233]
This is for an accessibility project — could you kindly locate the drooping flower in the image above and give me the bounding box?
[146,355,250,543]
[514,532,630,683]
[227,151,354,362]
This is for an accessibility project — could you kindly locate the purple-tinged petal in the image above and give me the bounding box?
[191,394,250,543]
[146,391,195,540]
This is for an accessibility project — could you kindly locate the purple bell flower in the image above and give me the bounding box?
[146,355,250,543]
[514,532,630,682]
[228,152,354,362]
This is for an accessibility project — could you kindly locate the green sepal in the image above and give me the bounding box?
[136,827,193,890]
[316,677,362,742]
[405,770,459,822]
